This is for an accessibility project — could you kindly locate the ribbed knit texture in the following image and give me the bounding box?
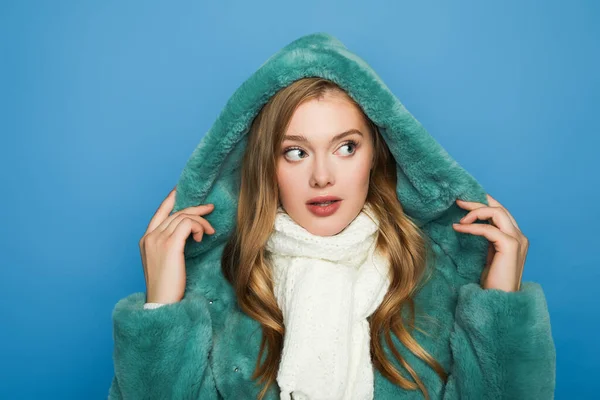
[265,204,391,400]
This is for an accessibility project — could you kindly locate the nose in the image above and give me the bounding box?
[309,156,334,188]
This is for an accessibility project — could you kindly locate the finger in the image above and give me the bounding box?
[486,193,520,229]
[146,188,177,235]
[187,203,215,217]
[170,216,210,245]
[452,222,519,248]
[165,213,215,238]
[156,203,214,234]
[456,197,521,233]
[456,198,487,211]
[459,206,519,236]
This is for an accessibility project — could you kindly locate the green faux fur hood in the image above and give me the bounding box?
[109,32,556,399]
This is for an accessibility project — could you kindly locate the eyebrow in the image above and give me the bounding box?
[283,129,364,145]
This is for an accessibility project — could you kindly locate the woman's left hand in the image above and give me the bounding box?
[453,193,528,292]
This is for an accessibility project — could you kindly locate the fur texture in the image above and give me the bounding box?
[109,32,556,399]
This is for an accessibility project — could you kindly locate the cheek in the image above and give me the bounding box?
[343,157,372,187]
[276,166,297,200]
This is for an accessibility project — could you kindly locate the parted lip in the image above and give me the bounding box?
[306,196,342,204]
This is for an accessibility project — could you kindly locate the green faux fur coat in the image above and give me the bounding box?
[108,32,556,399]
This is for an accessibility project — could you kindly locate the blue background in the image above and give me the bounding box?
[1,1,597,398]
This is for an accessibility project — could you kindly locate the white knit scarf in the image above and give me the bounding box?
[265,203,391,400]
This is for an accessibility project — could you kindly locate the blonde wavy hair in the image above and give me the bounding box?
[221,77,448,399]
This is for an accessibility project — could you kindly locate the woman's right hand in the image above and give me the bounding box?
[139,186,216,304]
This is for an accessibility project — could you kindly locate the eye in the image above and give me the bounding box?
[282,140,359,162]
[282,147,307,161]
[338,140,358,156]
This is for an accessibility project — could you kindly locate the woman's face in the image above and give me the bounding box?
[276,93,374,236]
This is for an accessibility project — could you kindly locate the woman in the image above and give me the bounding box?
[108,33,556,400]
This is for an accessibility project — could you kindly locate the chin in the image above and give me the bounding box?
[305,216,350,237]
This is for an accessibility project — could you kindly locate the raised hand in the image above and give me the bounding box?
[452,193,528,292]
[139,186,216,304]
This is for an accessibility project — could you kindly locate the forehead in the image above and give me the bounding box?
[284,96,369,142]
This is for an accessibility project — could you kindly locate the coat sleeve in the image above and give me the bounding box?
[107,290,220,400]
[441,281,556,399]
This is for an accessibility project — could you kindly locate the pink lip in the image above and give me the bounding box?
[306,195,342,204]
[306,200,342,217]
